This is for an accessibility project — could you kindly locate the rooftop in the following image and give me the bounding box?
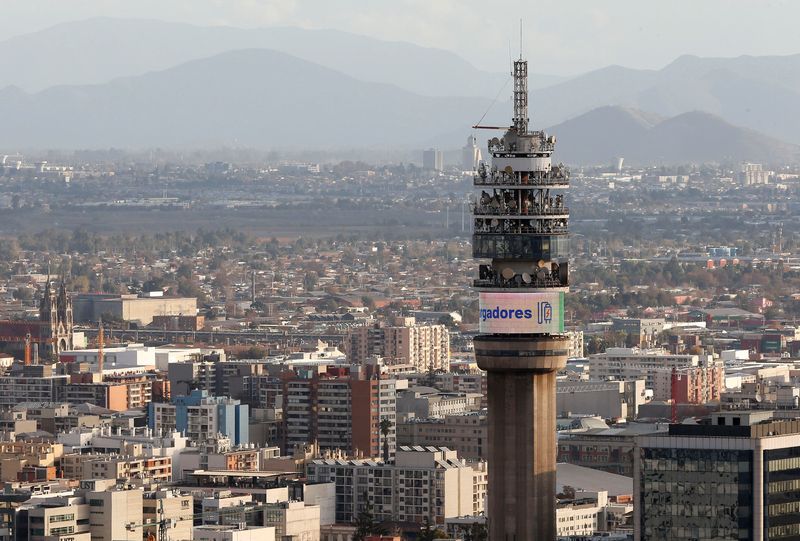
[556,463,632,497]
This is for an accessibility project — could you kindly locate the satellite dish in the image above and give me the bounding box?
[502,268,515,280]
[504,166,514,175]
[521,273,532,284]
[558,262,569,283]
[536,268,548,280]
[490,137,500,147]
[537,260,546,268]
[491,219,499,227]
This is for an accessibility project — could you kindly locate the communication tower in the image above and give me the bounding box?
[472,52,570,540]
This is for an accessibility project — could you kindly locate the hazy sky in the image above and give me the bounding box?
[2,0,799,75]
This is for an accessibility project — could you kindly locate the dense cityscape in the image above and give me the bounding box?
[3,3,800,541]
[2,139,800,541]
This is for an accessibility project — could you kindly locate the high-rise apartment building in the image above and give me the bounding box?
[147,389,249,446]
[280,365,396,458]
[462,135,482,172]
[422,148,444,172]
[651,363,725,403]
[741,162,771,185]
[636,411,800,541]
[344,317,450,371]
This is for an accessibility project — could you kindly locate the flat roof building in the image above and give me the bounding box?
[636,411,800,541]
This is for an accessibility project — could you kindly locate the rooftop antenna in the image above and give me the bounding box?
[512,23,529,134]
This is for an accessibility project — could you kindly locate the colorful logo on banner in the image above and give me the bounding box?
[478,292,564,334]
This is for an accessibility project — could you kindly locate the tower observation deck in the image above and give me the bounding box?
[472,57,570,540]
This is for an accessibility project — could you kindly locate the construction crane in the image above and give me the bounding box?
[0,333,54,365]
[97,319,104,383]
[671,367,680,424]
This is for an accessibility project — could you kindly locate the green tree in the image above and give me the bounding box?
[0,239,20,262]
[418,517,447,540]
[303,271,319,292]
[459,522,488,541]
[142,276,166,293]
[176,263,193,280]
[13,287,32,301]
[352,502,387,541]
[379,418,392,462]
[242,346,266,359]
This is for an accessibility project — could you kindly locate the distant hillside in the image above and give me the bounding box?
[531,54,800,143]
[0,49,499,149]
[0,17,563,97]
[548,106,800,165]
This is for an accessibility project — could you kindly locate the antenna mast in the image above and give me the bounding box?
[511,18,528,134]
[512,63,528,135]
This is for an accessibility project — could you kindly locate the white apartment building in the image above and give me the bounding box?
[26,497,90,541]
[556,491,609,537]
[306,446,477,525]
[557,380,646,420]
[194,524,276,541]
[262,501,320,541]
[589,348,705,389]
[84,486,143,541]
[397,387,482,420]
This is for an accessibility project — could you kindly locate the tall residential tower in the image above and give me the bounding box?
[472,56,570,539]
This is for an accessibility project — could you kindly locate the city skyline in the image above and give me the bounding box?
[0,3,799,540]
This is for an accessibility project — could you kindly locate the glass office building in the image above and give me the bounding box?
[636,411,800,541]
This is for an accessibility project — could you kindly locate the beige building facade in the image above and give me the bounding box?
[345,317,449,370]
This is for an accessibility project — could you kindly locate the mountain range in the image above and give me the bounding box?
[530,54,800,144]
[0,49,491,149]
[548,107,800,165]
[0,18,561,97]
[1,18,800,162]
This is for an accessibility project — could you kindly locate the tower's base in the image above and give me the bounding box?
[474,334,569,541]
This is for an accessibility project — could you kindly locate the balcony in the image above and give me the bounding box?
[474,263,568,289]
[474,167,569,187]
[473,204,569,218]
[488,132,556,154]
[474,220,568,235]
